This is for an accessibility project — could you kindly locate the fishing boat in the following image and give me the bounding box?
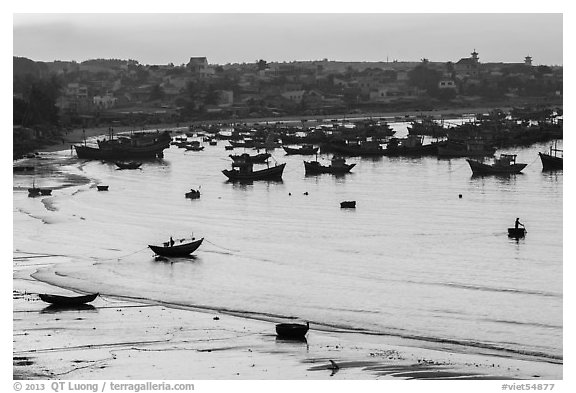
[383,135,439,156]
[148,237,204,257]
[229,152,271,164]
[74,130,171,160]
[39,293,99,306]
[97,185,109,191]
[115,161,143,170]
[185,189,200,199]
[185,141,205,151]
[39,189,52,195]
[222,161,285,181]
[437,139,496,158]
[282,144,319,155]
[328,140,385,156]
[304,156,355,175]
[340,201,356,208]
[508,228,527,238]
[538,143,563,170]
[275,322,309,339]
[466,154,527,175]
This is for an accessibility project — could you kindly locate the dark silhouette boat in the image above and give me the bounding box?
[148,237,204,257]
[466,154,527,175]
[340,201,356,208]
[437,139,496,158]
[74,130,171,160]
[97,185,109,191]
[382,135,439,156]
[222,161,285,181]
[229,152,271,164]
[304,156,355,175]
[39,293,99,306]
[283,144,319,155]
[539,143,563,170]
[115,161,143,170]
[508,228,527,238]
[275,322,309,339]
[185,189,200,199]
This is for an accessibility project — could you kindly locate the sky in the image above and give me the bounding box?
[11,7,564,67]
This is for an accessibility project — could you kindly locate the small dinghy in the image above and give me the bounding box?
[340,201,356,208]
[275,322,309,339]
[149,237,204,257]
[97,185,109,191]
[39,293,99,306]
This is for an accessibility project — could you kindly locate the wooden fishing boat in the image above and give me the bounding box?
[185,189,200,199]
[340,201,356,208]
[229,152,271,164]
[466,154,527,175]
[283,144,319,155]
[115,161,143,170]
[304,156,355,175]
[222,162,285,181]
[75,131,171,160]
[539,143,563,170]
[275,322,309,339]
[39,293,99,306]
[508,228,526,238]
[97,185,109,191]
[148,237,204,257]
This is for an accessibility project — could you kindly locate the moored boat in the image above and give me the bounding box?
[340,201,356,208]
[115,161,143,169]
[539,143,563,170]
[275,322,309,339]
[466,154,527,175]
[39,293,99,306]
[304,156,355,175]
[74,131,171,160]
[283,144,319,155]
[185,189,201,199]
[97,185,109,191]
[229,152,271,164]
[148,237,204,257]
[222,161,285,181]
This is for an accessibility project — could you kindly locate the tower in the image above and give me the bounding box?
[471,49,479,63]
[524,56,533,66]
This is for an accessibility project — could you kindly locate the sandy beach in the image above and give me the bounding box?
[13,265,562,380]
[13,106,563,382]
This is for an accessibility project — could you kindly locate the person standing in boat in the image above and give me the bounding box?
[515,218,524,229]
[170,236,175,247]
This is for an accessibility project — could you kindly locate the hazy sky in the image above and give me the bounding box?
[13,12,563,66]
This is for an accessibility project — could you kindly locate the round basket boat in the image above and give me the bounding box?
[275,322,309,339]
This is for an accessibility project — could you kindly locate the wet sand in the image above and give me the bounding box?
[13,261,561,380]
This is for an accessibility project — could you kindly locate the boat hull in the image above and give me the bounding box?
[539,152,563,170]
[466,159,527,175]
[283,146,319,155]
[39,293,99,306]
[304,161,355,174]
[508,228,526,238]
[74,132,171,160]
[148,238,204,257]
[222,163,286,181]
[275,323,309,339]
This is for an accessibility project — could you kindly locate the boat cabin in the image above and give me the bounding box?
[495,154,518,166]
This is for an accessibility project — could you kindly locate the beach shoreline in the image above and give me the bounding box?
[13,260,562,380]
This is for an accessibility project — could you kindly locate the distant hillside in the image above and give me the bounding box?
[13,57,49,77]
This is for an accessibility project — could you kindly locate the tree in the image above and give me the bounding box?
[408,64,442,94]
[257,59,268,71]
[149,84,164,101]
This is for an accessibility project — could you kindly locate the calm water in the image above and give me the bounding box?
[13,122,563,364]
